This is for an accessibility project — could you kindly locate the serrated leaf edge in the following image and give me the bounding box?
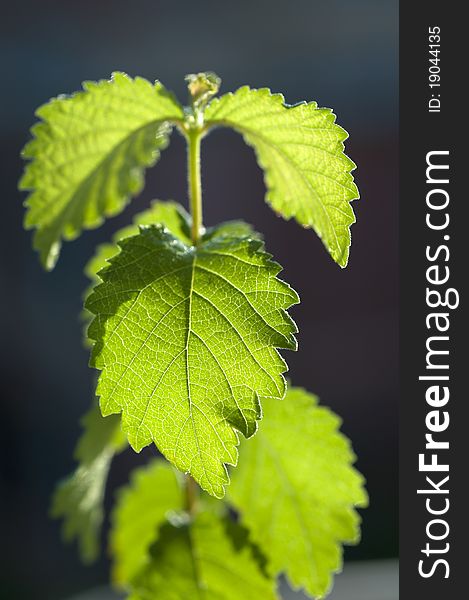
[205,86,359,268]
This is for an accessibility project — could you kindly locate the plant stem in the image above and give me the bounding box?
[185,125,203,511]
[185,473,198,515]
[187,129,203,245]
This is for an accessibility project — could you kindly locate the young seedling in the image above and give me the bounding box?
[20,72,366,599]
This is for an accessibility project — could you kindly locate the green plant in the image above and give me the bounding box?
[20,71,366,599]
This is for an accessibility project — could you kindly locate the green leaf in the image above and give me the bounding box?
[228,386,368,598]
[205,87,359,267]
[129,512,278,600]
[20,72,184,269]
[84,201,192,289]
[50,403,127,563]
[86,226,298,497]
[110,460,183,586]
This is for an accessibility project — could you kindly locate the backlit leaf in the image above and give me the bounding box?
[50,403,126,563]
[205,87,358,267]
[129,512,277,600]
[20,73,183,269]
[228,386,367,598]
[86,226,298,497]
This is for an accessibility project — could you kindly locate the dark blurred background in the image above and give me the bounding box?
[0,1,397,598]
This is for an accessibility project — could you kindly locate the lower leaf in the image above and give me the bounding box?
[228,386,368,598]
[50,403,126,563]
[129,512,278,600]
[110,460,183,586]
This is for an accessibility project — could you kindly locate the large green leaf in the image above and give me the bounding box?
[86,226,298,497]
[20,72,183,269]
[228,387,368,598]
[50,403,126,563]
[129,512,278,600]
[205,87,359,267]
[110,460,183,586]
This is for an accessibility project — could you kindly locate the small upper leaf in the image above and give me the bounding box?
[205,87,359,267]
[110,460,183,586]
[129,512,278,600]
[86,226,298,497]
[20,73,184,269]
[228,386,368,598]
[186,71,221,112]
[50,403,126,563]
